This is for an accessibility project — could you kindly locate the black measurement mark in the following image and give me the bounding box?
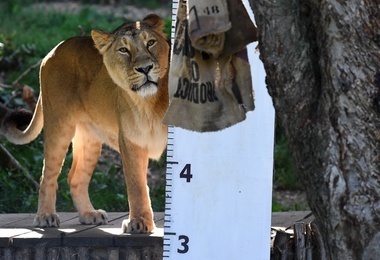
[167,161,179,165]
[164,232,177,236]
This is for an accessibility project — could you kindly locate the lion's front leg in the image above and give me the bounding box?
[119,138,155,234]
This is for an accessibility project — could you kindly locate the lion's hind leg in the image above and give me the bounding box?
[68,123,108,225]
[34,122,75,227]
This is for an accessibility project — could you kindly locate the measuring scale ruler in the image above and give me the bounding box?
[163,1,275,259]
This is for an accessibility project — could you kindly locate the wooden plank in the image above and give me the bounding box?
[5,213,115,248]
[1,211,308,229]
[2,211,315,259]
[0,212,164,248]
[294,222,306,260]
[1,211,312,248]
[0,213,35,227]
[0,212,77,228]
[1,211,310,230]
[0,213,105,248]
[0,211,315,259]
[153,212,164,228]
[271,211,313,228]
[64,213,164,247]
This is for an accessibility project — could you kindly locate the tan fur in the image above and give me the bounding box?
[2,14,169,233]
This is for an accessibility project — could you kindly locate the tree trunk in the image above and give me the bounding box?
[249,0,380,259]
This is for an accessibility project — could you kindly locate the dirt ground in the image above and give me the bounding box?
[32,2,171,21]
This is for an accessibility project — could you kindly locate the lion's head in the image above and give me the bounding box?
[91,14,169,98]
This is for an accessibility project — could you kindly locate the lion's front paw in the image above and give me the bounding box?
[121,217,155,234]
[79,209,108,225]
[34,213,60,227]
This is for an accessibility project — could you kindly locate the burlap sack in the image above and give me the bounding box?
[187,0,231,56]
[188,0,258,58]
[163,0,256,132]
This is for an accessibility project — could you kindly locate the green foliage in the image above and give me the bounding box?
[0,34,36,72]
[149,150,167,170]
[0,2,125,87]
[0,138,43,213]
[272,198,308,212]
[89,168,128,212]
[274,121,300,190]
[150,185,165,212]
[129,0,159,9]
[271,200,282,212]
[164,17,172,39]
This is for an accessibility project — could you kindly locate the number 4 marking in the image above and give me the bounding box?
[180,164,193,182]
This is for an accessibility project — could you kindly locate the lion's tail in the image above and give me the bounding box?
[1,96,43,145]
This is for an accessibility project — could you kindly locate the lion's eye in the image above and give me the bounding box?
[147,40,156,47]
[118,47,129,53]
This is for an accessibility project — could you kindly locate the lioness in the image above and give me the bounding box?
[1,14,169,233]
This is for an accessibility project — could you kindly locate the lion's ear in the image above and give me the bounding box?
[91,30,114,54]
[143,14,164,31]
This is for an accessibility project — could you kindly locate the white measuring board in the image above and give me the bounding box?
[163,1,275,259]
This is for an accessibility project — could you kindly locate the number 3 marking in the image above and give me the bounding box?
[177,235,190,254]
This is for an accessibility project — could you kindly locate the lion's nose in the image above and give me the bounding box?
[135,64,153,75]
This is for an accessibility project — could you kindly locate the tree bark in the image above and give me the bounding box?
[249,0,380,259]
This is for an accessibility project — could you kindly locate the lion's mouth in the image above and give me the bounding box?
[132,80,158,92]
